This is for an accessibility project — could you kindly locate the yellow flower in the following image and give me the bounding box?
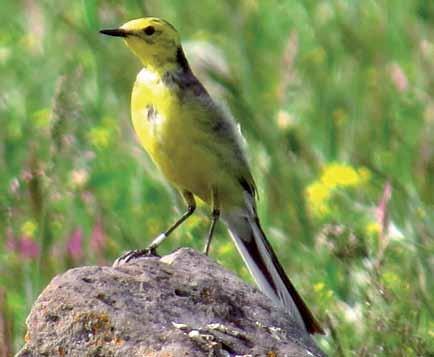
[21,220,37,237]
[313,282,333,305]
[314,282,325,293]
[305,163,371,217]
[306,182,331,203]
[217,241,233,256]
[382,271,400,289]
[88,127,111,149]
[305,181,331,216]
[321,163,369,188]
[32,108,51,128]
[365,222,381,236]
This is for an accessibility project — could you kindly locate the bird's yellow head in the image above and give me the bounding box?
[100,17,185,73]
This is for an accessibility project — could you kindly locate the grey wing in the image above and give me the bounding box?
[200,96,257,198]
[177,69,257,197]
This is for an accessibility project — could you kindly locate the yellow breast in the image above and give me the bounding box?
[131,68,232,204]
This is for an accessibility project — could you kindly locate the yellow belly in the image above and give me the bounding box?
[131,73,239,206]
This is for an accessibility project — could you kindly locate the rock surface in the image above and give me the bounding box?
[17,248,325,356]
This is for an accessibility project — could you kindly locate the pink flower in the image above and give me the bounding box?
[9,178,20,194]
[375,182,393,266]
[21,169,33,182]
[90,220,106,253]
[67,229,83,260]
[19,236,40,259]
[6,234,40,260]
[376,181,392,236]
[389,63,408,92]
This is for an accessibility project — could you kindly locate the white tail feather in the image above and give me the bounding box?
[223,210,306,332]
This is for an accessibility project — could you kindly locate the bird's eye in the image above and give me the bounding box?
[143,26,155,36]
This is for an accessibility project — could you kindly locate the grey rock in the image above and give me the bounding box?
[17,248,325,356]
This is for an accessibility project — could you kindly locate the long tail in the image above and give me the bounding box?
[223,210,323,335]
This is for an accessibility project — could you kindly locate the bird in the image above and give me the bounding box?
[100,17,323,335]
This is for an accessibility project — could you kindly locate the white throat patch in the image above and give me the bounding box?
[137,68,160,85]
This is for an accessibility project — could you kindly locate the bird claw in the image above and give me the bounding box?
[112,247,159,267]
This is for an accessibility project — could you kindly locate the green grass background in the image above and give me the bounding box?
[0,0,433,355]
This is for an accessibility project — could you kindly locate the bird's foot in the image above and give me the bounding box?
[112,247,159,267]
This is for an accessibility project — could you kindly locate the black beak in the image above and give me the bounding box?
[99,28,129,37]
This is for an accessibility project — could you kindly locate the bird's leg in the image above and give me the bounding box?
[203,189,220,255]
[113,191,196,266]
[147,191,196,252]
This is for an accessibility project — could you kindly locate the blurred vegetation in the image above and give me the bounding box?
[1,0,433,355]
